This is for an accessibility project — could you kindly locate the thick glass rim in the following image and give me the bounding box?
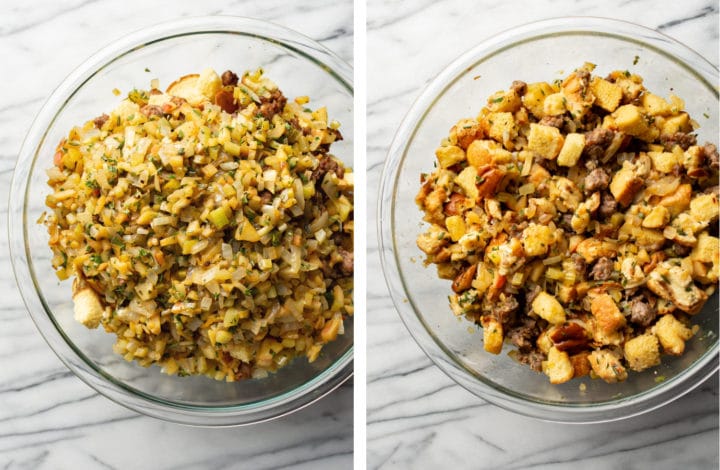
[378,16,719,423]
[9,15,353,426]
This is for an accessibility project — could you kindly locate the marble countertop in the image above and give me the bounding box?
[367,0,719,469]
[0,1,352,469]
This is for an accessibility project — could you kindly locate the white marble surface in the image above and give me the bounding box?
[0,1,352,469]
[367,1,719,469]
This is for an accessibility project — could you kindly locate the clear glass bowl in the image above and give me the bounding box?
[379,17,718,423]
[9,16,353,426]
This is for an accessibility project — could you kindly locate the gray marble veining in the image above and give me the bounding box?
[0,1,352,469]
[367,0,718,469]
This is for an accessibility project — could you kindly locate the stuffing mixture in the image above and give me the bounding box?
[43,67,353,381]
[416,63,718,384]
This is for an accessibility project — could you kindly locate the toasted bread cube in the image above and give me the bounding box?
[690,193,719,225]
[487,89,522,113]
[641,205,670,229]
[454,166,479,201]
[574,238,617,263]
[590,77,623,112]
[653,314,693,355]
[647,260,707,315]
[590,293,626,336]
[609,164,643,207]
[542,346,574,384]
[522,223,555,257]
[523,82,557,118]
[466,139,513,168]
[166,73,200,102]
[647,151,679,173]
[450,119,484,149]
[445,215,466,242]
[481,317,504,354]
[589,349,628,383]
[532,291,566,324]
[557,133,586,167]
[472,262,494,296]
[466,140,493,168]
[661,113,691,135]
[73,287,104,328]
[609,71,644,101]
[691,232,720,264]
[612,104,649,137]
[624,334,661,372]
[542,92,566,116]
[536,330,552,354]
[486,112,517,148]
[528,123,564,160]
[691,232,719,283]
[196,68,223,100]
[570,351,591,378]
[435,145,465,168]
[642,93,672,116]
[658,183,691,217]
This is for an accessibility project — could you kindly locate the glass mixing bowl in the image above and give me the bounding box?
[9,16,353,426]
[379,17,718,423]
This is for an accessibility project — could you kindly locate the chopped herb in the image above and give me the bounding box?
[633,55,639,65]
[90,254,103,265]
[492,97,504,103]
[110,235,126,249]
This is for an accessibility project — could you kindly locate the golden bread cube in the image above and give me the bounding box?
[523,82,557,118]
[646,260,707,315]
[658,183,692,217]
[522,223,555,257]
[653,313,693,355]
[454,166,479,201]
[527,123,564,160]
[486,112,516,148]
[542,346,574,384]
[589,77,623,112]
[642,93,672,116]
[609,165,643,207]
[445,215,466,242]
[661,113,691,135]
[612,104,649,137]
[466,139,512,168]
[73,287,104,329]
[590,293,626,336]
[487,89,522,113]
[624,334,661,372]
[481,317,504,355]
[196,68,223,100]
[691,232,720,264]
[532,291,566,324]
[690,193,719,225]
[435,145,466,168]
[542,92,566,116]
[647,151,679,173]
[691,232,719,283]
[574,238,617,263]
[589,349,628,383]
[556,133,586,167]
[641,205,670,229]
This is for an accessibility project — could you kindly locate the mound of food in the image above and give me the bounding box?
[416,63,718,384]
[44,67,353,381]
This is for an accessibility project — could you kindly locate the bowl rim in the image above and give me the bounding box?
[9,15,353,426]
[378,16,719,423]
